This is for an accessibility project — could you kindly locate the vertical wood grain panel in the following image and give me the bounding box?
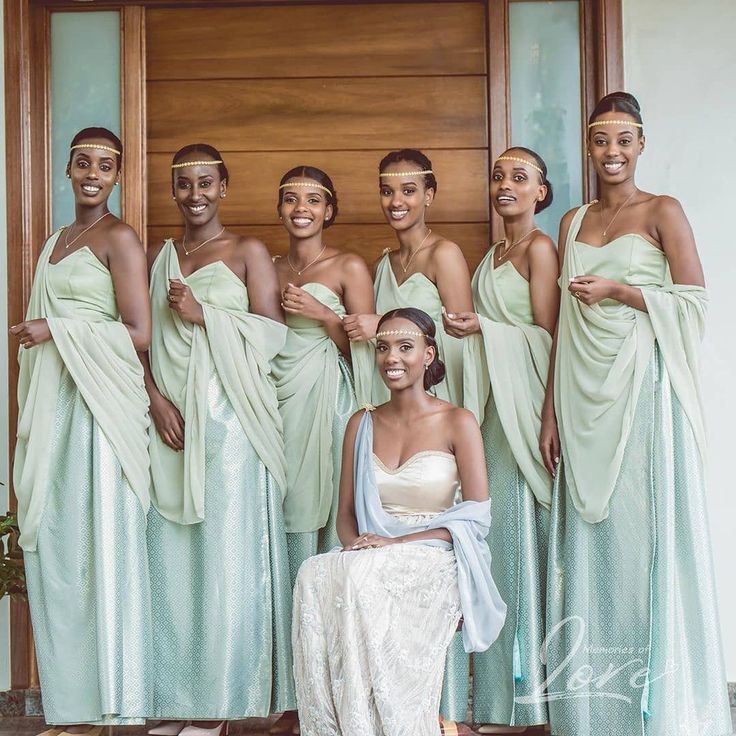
[121,6,146,242]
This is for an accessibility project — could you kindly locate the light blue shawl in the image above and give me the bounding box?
[352,410,507,653]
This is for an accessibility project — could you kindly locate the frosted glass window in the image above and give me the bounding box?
[51,11,120,230]
[509,1,582,240]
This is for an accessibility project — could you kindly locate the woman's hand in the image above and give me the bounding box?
[168,278,204,325]
[442,309,480,338]
[568,275,621,306]
[9,319,52,348]
[342,313,381,342]
[281,283,331,322]
[539,413,560,477]
[343,532,397,551]
[150,393,185,451]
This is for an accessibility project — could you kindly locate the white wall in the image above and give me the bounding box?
[623,0,736,679]
[0,1,11,692]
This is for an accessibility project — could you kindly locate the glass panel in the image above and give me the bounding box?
[509,1,582,240]
[51,11,120,230]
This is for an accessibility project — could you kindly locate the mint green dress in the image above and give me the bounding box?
[271,282,358,583]
[351,250,469,721]
[17,233,151,726]
[464,246,551,726]
[146,241,295,719]
[547,205,731,736]
[352,250,464,407]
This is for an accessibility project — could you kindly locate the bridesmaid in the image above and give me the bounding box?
[540,92,731,736]
[12,127,152,735]
[343,150,475,727]
[292,307,506,736]
[269,166,374,734]
[344,148,473,408]
[142,144,294,736]
[444,147,558,734]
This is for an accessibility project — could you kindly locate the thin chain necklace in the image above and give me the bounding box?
[287,243,327,275]
[64,211,111,250]
[399,228,432,273]
[497,226,539,263]
[599,189,637,237]
[182,226,225,256]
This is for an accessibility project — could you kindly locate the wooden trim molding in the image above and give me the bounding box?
[486,0,509,243]
[4,0,50,691]
[121,5,147,243]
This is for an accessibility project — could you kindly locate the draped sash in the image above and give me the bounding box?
[463,248,553,507]
[555,204,707,523]
[14,231,150,550]
[148,240,287,524]
[270,283,348,533]
[351,251,464,407]
[352,410,507,652]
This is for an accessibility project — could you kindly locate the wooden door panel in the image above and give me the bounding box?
[147,76,488,152]
[148,149,489,226]
[147,4,486,80]
[148,222,490,272]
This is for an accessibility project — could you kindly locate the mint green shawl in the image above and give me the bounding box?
[14,231,150,550]
[555,204,707,523]
[464,246,552,507]
[148,240,287,524]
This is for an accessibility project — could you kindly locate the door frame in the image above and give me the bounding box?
[4,0,622,690]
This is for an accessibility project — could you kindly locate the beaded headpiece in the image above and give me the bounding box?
[495,156,544,177]
[279,181,332,196]
[70,143,121,156]
[375,329,425,338]
[171,159,223,169]
[379,170,433,178]
[588,119,643,129]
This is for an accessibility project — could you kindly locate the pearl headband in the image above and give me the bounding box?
[375,329,425,338]
[171,159,223,169]
[279,181,332,196]
[588,119,643,129]
[70,143,121,156]
[495,156,544,177]
[379,170,433,178]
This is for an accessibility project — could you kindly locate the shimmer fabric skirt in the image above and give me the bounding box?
[24,369,152,726]
[546,350,731,736]
[292,522,461,736]
[147,371,295,719]
[472,399,549,727]
[286,358,356,583]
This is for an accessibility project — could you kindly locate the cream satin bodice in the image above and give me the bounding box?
[373,451,460,516]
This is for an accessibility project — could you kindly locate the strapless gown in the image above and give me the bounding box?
[292,452,463,736]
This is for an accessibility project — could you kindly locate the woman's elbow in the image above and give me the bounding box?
[128,324,151,352]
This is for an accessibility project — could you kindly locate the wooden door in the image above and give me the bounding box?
[145,3,491,268]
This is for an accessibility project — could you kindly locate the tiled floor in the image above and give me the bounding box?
[0,718,277,736]
[2,713,735,735]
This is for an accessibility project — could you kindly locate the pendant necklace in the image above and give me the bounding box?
[497,227,539,263]
[182,226,225,256]
[400,228,432,273]
[599,189,637,238]
[287,243,328,275]
[64,211,111,250]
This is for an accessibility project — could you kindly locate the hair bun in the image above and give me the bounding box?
[605,91,641,113]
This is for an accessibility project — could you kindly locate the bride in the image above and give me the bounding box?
[292,307,506,736]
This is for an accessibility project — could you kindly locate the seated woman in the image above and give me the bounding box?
[292,307,506,736]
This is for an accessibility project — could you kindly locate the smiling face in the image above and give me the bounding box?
[278,178,333,238]
[490,151,546,218]
[172,157,226,226]
[379,161,434,232]
[375,317,435,391]
[588,113,645,182]
[67,137,119,207]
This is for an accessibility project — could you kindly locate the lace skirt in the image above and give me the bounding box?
[292,518,461,736]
